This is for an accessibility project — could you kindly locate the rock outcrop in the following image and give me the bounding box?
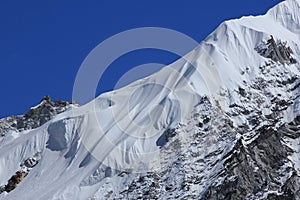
[0,153,41,194]
[0,96,77,136]
[204,119,300,200]
[4,171,27,193]
[256,35,297,65]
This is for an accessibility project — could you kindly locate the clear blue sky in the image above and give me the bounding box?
[0,0,283,118]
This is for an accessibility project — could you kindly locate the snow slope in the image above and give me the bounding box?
[1,0,300,199]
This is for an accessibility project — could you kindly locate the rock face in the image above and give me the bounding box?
[111,74,300,200]
[256,35,297,65]
[4,171,27,193]
[0,97,75,194]
[0,96,76,136]
[204,120,300,200]
[0,152,41,194]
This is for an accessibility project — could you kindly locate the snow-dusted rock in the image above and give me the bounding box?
[0,0,300,199]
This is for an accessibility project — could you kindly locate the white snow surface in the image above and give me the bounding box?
[1,0,300,199]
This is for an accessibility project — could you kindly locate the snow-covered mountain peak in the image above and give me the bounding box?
[267,0,300,33]
[1,1,300,199]
[197,0,300,96]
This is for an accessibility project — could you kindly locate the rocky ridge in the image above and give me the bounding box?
[0,96,77,137]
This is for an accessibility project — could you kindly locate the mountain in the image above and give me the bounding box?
[0,0,300,199]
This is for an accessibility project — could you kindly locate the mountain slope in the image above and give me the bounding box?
[1,0,300,199]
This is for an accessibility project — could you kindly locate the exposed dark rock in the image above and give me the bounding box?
[256,36,297,65]
[41,95,51,102]
[0,153,40,194]
[238,87,247,97]
[3,171,27,193]
[0,96,77,136]
[204,117,300,200]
